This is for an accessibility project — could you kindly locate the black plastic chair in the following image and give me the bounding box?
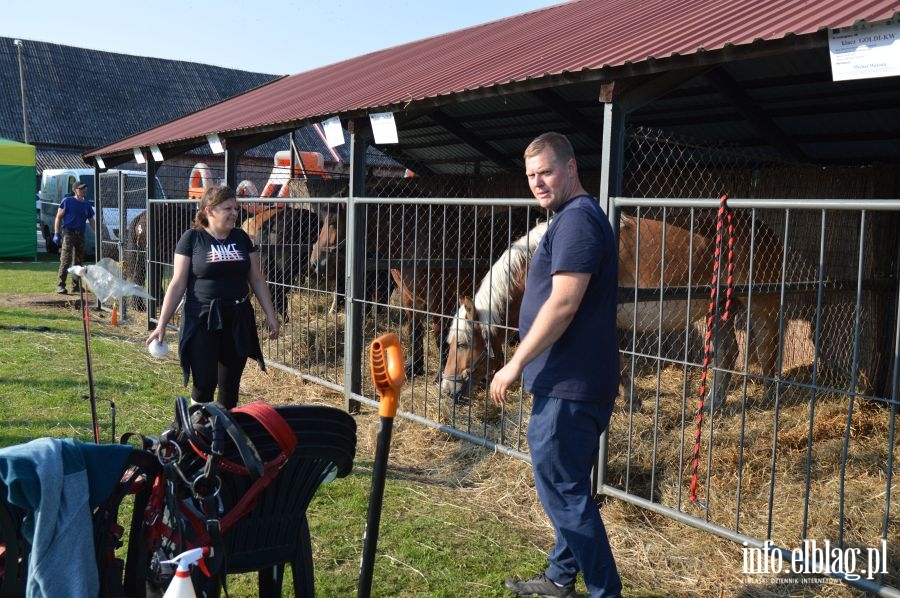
[209,405,356,598]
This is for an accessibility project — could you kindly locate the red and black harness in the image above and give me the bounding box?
[123,398,296,580]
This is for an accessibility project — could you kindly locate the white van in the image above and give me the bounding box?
[39,169,164,254]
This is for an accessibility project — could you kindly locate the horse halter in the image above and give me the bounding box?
[312,237,346,255]
[310,236,346,274]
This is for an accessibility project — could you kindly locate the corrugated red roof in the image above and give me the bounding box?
[89,0,899,157]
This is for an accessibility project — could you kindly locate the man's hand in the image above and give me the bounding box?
[490,361,523,405]
[52,232,61,246]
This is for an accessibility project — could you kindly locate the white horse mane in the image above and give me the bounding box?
[446,220,549,345]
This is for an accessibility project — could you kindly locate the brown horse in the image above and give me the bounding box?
[440,212,784,407]
[439,221,546,399]
[241,205,319,321]
[308,203,396,314]
[385,207,494,377]
[124,202,195,311]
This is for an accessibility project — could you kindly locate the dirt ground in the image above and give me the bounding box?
[1,292,72,308]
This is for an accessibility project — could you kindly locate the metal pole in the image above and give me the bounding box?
[344,120,369,413]
[80,284,101,444]
[596,96,625,494]
[13,39,28,143]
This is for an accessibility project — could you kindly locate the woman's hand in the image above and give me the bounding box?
[146,327,165,347]
[266,316,280,340]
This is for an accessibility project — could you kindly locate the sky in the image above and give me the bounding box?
[3,0,563,75]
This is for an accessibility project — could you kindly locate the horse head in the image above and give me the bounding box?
[440,296,498,402]
[123,211,147,285]
[439,220,545,402]
[309,204,346,279]
[124,202,195,311]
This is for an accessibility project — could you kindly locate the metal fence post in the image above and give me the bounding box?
[596,92,626,495]
[344,121,369,412]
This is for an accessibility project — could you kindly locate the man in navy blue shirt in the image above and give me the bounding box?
[490,132,621,598]
[54,182,95,294]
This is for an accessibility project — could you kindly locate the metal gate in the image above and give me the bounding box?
[95,170,156,319]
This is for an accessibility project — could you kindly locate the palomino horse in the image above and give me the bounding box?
[440,212,784,407]
[310,201,526,377]
[440,221,547,400]
[386,204,509,377]
[241,205,319,321]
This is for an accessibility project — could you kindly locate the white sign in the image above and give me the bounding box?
[322,116,345,148]
[829,18,900,81]
[206,133,224,154]
[369,111,399,144]
[133,148,146,164]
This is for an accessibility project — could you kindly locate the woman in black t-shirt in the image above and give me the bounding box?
[146,185,280,408]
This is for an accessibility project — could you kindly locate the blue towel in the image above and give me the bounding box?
[0,438,131,597]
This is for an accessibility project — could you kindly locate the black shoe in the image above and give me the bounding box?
[504,573,576,597]
[56,285,67,295]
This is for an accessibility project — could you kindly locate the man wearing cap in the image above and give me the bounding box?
[54,182,95,294]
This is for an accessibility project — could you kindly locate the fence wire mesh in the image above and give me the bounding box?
[611,127,899,590]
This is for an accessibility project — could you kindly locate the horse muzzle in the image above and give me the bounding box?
[309,254,327,277]
[440,369,491,404]
[309,246,340,278]
[440,374,466,400]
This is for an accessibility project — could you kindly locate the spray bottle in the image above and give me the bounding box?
[161,547,210,598]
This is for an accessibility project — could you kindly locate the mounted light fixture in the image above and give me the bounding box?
[150,145,164,161]
[133,148,146,164]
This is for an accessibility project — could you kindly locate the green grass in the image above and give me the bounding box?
[0,255,64,293]
[0,258,567,597]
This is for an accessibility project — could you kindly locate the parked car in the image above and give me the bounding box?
[39,169,164,254]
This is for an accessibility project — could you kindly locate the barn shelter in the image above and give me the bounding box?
[0,37,281,184]
[85,2,900,594]
[0,37,389,202]
[0,138,36,258]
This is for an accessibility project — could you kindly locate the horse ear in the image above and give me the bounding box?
[459,296,475,318]
[389,268,404,287]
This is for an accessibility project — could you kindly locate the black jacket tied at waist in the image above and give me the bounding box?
[207,294,249,331]
[179,294,265,386]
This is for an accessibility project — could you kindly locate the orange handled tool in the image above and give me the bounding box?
[358,334,406,598]
[369,333,406,418]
